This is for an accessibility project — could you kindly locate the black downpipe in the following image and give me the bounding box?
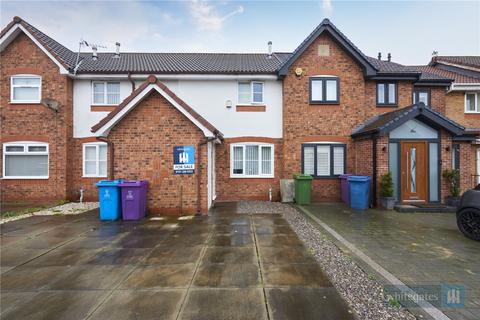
[372,135,377,207]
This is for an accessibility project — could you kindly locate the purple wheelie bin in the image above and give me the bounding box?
[339,174,352,205]
[119,180,148,220]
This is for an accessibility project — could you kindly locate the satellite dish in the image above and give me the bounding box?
[41,98,61,112]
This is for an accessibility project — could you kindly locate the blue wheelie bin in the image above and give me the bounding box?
[347,176,371,210]
[96,179,123,220]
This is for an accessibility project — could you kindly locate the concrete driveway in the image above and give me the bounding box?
[300,203,480,320]
[1,202,354,320]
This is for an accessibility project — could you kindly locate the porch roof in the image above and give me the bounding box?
[351,103,465,138]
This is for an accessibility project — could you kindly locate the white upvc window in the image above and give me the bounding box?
[83,142,108,177]
[10,75,42,103]
[230,143,274,178]
[2,142,49,179]
[92,81,120,105]
[237,81,264,105]
[465,92,479,113]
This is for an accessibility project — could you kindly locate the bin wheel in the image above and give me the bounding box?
[457,208,480,241]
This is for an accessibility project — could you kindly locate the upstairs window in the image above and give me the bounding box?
[413,89,430,106]
[309,77,339,104]
[83,143,108,177]
[465,93,479,113]
[302,144,345,177]
[10,75,41,103]
[92,81,120,105]
[3,142,49,179]
[238,82,263,104]
[377,82,397,106]
[231,143,273,178]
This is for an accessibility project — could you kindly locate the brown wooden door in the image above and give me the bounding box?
[400,141,428,202]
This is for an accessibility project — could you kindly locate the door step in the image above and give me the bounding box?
[394,204,456,213]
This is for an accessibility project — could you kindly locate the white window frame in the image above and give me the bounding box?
[10,75,42,104]
[91,81,121,106]
[465,92,479,113]
[237,81,264,105]
[82,142,108,178]
[230,143,274,178]
[2,141,49,179]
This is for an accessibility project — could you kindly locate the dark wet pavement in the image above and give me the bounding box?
[1,203,355,320]
[303,203,480,320]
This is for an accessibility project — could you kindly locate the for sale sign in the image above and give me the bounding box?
[173,145,195,174]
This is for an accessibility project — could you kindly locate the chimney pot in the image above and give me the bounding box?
[115,42,120,58]
[378,52,382,60]
[92,46,98,61]
[387,53,391,62]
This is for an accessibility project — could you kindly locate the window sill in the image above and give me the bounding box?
[464,111,480,114]
[9,102,42,106]
[309,101,340,105]
[82,176,107,178]
[236,105,266,112]
[230,175,274,179]
[91,105,118,112]
[1,176,49,180]
[376,104,398,108]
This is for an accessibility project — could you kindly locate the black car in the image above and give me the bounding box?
[456,184,480,241]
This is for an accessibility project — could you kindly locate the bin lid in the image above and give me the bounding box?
[96,179,123,187]
[347,175,371,182]
[118,180,148,187]
[293,174,313,180]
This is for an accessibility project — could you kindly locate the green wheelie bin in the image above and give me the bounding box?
[293,174,313,205]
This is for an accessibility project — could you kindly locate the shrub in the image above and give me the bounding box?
[379,172,394,198]
[442,169,460,197]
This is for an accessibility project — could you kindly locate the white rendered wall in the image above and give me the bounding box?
[73,78,283,138]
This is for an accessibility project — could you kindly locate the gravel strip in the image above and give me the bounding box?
[240,201,415,320]
[1,202,99,224]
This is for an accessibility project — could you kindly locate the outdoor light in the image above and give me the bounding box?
[225,99,232,109]
[446,146,450,152]
[295,67,303,77]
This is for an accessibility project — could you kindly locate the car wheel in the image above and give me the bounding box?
[457,208,480,241]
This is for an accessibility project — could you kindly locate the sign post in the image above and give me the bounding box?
[173,145,195,174]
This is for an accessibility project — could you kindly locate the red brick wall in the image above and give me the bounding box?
[281,33,414,201]
[107,91,209,215]
[0,32,73,202]
[445,92,480,129]
[215,138,282,202]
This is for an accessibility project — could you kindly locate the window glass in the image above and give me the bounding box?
[465,93,476,112]
[5,155,48,177]
[233,146,244,174]
[333,146,344,175]
[28,146,47,152]
[107,82,120,104]
[418,92,429,105]
[389,143,399,201]
[261,146,272,175]
[13,87,39,101]
[83,143,108,177]
[311,80,323,101]
[316,146,331,176]
[5,146,24,152]
[84,146,97,161]
[326,80,337,101]
[245,146,259,175]
[252,82,263,103]
[93,82,105,104]
[238,83,251,104]
[377,84,385,104]
[11,76,41,102]
[12,77,40,86]
[429,143,439,202]
[303,147,315,175]
[388,83,396,103]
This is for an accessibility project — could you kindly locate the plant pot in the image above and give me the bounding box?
[380,197,396,210]
[445,196,461,208]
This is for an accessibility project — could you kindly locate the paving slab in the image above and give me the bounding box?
[194,263,260,288]
[86,248,151,265]
[259,246,316,264]
[89,290,184,320]
[24,248,101,266]
[120,264,195,289]
[202,247,256,264]
[208,234,253,246]
[262,264,333,287]
[143,245,203,265]
[1,266,68,290]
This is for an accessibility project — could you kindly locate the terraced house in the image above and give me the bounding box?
[1,16,478,214]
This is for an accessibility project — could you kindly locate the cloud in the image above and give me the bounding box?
[322,0,333,17]
[189,0,244,32]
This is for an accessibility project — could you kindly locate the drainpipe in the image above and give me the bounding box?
[196,135,217,216]
[372,135,377,208]
[98,136,114,180]
[128,72,135,92]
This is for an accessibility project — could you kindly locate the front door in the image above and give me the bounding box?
[401,141,428,202]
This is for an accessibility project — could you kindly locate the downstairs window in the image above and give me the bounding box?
[231,143,274,178]
[83,143,108,177]
[3,142,49,179]
[302,144,346,177]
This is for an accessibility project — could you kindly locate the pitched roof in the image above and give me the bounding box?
[352,103,465,138]
[431,56,480,70]
[76,52,290,74]
[278,19,377,76]
[0,16,77,70]
[91,75,222,138]
[409,65,479,84]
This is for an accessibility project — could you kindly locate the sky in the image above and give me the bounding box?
[1,0,479,65]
